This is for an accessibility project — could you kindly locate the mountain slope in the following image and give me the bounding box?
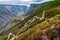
[0,0,60,40]
[0,5,29,29]
[25,2,47,16]
[16,7,60,40]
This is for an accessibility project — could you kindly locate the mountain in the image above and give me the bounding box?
[0,4,41,32]
[0,3,46,35]
[25,2,47,16]
[0,0,60,40]
[25,4,40,16]
[0,5,29,29]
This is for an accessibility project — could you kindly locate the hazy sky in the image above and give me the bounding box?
[0,0,50,3]
[0,0,50,2]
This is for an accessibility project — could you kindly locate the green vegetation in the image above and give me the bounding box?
[0,35,7,40]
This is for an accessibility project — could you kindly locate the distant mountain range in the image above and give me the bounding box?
[0,2,47,29]
[0,5,29,29]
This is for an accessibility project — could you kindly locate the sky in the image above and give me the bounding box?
[0,0,49,2]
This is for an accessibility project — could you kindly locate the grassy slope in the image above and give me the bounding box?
[15,0,60,40]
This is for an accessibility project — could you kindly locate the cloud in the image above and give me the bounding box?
[20,0,32,2]
[0,0,17,2]
[0,2,30,6]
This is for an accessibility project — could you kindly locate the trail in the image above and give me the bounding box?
[7,11,45,40]
[7,33,17,40]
